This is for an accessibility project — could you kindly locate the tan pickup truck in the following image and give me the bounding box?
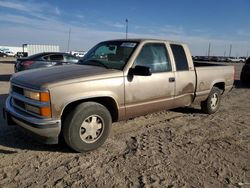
[4,39,234,152]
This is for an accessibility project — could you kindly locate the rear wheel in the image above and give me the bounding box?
[240,73,247,84]
[201,87,221,114]
[63,102,112,152]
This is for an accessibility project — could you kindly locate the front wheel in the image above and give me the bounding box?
[63,102,112,152]
[201,87,222,114]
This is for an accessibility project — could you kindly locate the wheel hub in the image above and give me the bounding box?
[211,93,218,109]
[79,115,104,143]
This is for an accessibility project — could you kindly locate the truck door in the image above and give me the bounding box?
[125,43,175,118]
[170,44,196,107]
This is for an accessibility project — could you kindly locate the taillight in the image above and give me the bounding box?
[22,61,34,68]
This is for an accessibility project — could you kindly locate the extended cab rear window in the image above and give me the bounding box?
[170,44,189,71]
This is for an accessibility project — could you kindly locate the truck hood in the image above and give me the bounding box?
[11,64,122,90]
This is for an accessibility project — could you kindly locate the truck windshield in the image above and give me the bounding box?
[79,41,138,70]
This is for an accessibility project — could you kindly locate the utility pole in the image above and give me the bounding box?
[125,19,128,39]
[224,45,227,57]
[229,44,232,57]
[67,28,71,52]
[207,42,211,57]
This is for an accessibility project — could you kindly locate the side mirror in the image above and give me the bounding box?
[129,65,152,76]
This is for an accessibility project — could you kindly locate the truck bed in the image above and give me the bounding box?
[193,61,234,102]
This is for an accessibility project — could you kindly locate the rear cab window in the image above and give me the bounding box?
[170,44,189,71]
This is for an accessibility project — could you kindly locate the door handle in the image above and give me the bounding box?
[169,77,175,82]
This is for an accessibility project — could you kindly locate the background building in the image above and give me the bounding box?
[0,44,60,56]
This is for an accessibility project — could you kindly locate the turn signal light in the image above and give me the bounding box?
[40,107,52,117]
[40,92,50,102]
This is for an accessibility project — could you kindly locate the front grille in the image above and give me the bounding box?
[12,85,24,95]
[13,98,25,109]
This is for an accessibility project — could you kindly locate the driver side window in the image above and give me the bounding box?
[134,43,171,73]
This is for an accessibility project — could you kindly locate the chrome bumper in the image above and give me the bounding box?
[4,96,61,144]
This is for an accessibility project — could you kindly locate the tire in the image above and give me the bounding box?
[201,87,221,114]
[63,102,112,152]
[240,78,246,84]
[240,73,247,84]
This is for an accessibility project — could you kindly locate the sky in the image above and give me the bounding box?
[0,0,250,56]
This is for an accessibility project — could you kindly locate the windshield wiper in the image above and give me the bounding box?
[82,59,109,69]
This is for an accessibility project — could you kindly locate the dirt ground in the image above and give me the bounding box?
[0,61,249,188]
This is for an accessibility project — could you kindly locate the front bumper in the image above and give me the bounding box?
[4,96,61,144]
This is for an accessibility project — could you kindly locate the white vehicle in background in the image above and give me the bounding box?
[5,51,15,57]
[71,51,87,58]
[227,57,245,63]
[0,48,15,57]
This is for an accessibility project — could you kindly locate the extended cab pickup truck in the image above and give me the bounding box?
[4,39,234,152]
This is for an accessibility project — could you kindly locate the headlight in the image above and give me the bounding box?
[24,90,50,102]
[24,90,39,100]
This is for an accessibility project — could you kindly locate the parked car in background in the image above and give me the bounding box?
[240,57,250,83]
[15,52,79,72]
[227,57,245,63]
[5,51,15,57]
[192,56,210,61]
[0,52,7,57]
[217,56,228,62]
[16,52,28,58]
[210,56,220,62]
[239,57,247,61]
[71,51,87,58]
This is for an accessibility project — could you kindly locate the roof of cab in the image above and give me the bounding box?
[103,38,185,45]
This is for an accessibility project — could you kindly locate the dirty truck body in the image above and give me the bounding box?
[4,39,234,152]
